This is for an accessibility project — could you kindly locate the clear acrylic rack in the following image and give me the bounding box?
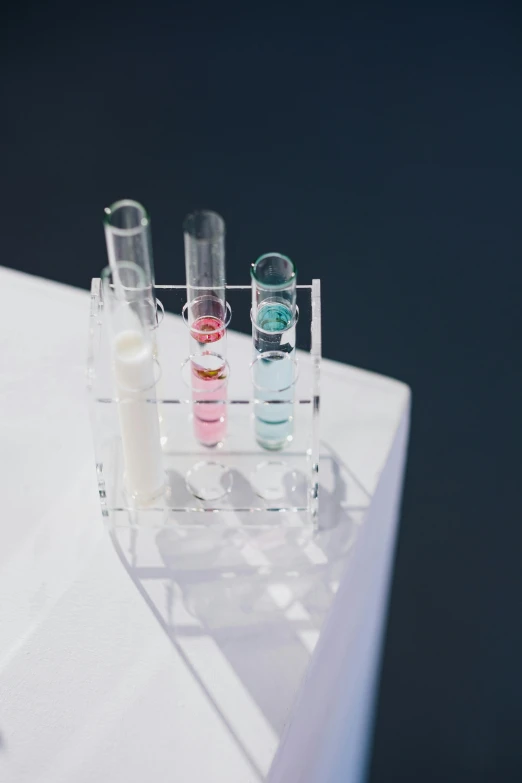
[87,282,321,527]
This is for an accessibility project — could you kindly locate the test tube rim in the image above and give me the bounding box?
[250,252,296,290]
[103,199,150,238]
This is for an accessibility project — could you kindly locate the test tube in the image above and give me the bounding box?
[251,253,297,450]
[101,262,165,503]
[183,210,230,446]
[104,199,168,445]
[104,199,157,330]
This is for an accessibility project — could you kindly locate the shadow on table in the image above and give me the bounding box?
[110,443,371,780]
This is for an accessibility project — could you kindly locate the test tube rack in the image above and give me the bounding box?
[87,282,321,527]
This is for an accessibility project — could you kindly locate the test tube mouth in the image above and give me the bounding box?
[251,253,296,290]
[183,210,225,242]
[104,199,150,237]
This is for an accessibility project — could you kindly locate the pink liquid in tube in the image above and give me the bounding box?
[191,316,227,446]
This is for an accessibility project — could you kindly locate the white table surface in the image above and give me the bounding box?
[0,267,410,783]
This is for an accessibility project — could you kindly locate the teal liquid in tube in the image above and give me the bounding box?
[251,255,297,450]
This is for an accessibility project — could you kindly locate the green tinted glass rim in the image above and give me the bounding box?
[250,252,296,289]
[103,199,150,237]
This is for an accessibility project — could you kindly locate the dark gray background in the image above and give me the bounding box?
[3,2,522,781]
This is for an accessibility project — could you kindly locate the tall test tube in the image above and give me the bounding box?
[101,262,165,503]
[183,211,229,447]
[104,199,168,444]
[251,253,297,450]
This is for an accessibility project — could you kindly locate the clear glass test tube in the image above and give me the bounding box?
[251,253,297,450]
[101,262,165,503]
[104,199,157,330]
[183,210,229,446]
[104,199,168,445]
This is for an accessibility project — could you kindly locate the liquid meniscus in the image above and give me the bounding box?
[191,316,226,344]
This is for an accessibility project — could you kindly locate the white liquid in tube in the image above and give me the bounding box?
[113,329,165,501]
